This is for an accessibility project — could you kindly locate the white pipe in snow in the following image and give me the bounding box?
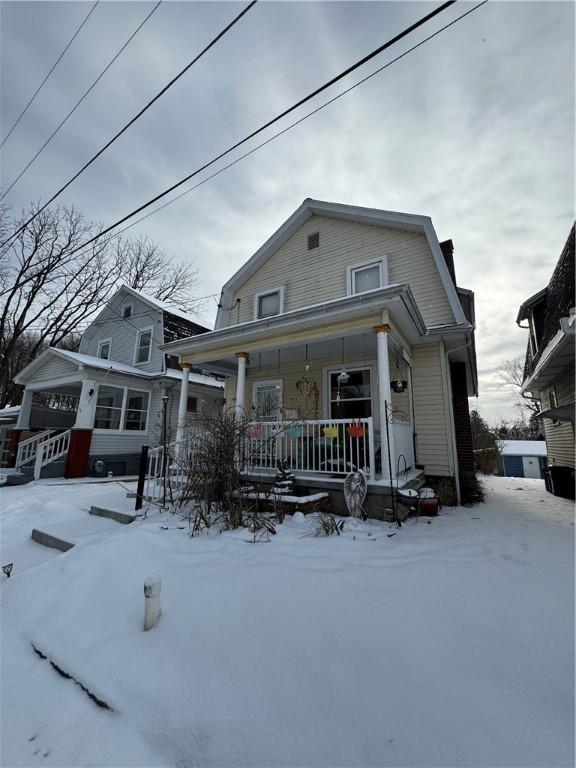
[144,575,161,631]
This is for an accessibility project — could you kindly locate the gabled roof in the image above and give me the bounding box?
[215,199,466,329]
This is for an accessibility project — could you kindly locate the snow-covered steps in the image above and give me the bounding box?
[89,506,136,525]
[31,529,74,552]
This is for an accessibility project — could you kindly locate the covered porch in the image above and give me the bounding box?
[167,288,428,486]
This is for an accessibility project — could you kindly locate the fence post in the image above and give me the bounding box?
[135,445,149,512]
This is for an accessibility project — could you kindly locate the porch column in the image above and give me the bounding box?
[374,324,395,482]
[175,363,190,445]
[15,388,33,429]
[74,379,97,428]
[235,352,248,417]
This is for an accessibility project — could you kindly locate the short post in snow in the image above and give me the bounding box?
[144,575,161,631]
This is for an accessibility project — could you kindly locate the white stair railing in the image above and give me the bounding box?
[15,430,57,469]
[33,430,71,480]
[144,430,205,505]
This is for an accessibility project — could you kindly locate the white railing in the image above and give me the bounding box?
[244,417,375,480]
[33,430,71,480]
[392,421,415,476]
[144,430,205,505]
[15,430,57,469]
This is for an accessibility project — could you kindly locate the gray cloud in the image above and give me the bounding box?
[1,0,573,422]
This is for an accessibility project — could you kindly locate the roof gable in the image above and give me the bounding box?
[216,199,466,328]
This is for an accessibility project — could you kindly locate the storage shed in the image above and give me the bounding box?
[498,440,547,479]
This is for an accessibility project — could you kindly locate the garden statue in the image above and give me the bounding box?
[343,470,367,520]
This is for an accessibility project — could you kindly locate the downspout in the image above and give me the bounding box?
[443,338,472,507]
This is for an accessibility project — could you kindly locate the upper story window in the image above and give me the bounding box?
[347,258,388,295]
[122,302,133,319]
[97,339,111,360]
[308,232,320,250]
[135,327,153,364]
[255,287,284,320]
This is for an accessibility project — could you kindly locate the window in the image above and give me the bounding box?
[187,396,197,413]
[347,258,387,295]
[124,390,149,431]
[97,339,111,360]
[94,386,124,430]
[122,302,133,319]
[329,368,372,419]
[253,381,282,420]
[135,327,153,364]
[255,288,283,320]
[548,388,560,425]
[93,386,149,431]
[308,232,319,250]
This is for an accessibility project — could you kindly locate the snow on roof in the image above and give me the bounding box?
[124,287,211,328]
[55,349,156,377]
[498,440,547,457]
[0,405,21,416]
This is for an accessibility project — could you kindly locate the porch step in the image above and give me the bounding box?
[31,529,74,552]
[4,472,34,486]
[89,506,136,525]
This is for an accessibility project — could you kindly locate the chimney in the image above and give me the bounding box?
[439,239,457,286]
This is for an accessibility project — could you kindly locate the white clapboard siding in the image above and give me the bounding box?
[411,343,452,476]
[31,355,80,382]
[79,294,164,372]
[540,369,575,468]
[227,215,454,329]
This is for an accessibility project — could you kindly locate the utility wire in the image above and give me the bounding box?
[0,0,258,249]
[22,0,486,274]
[62,0,459,257]
[0,1,100,149]
[110,0,489,244]
[0,1,163,202]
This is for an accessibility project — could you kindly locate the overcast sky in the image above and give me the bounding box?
[1,0,573,422]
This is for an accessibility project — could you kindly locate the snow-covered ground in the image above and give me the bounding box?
[1,476,573,767]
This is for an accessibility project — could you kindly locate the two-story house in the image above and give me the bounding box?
[162,199,478,510]
[10,286,224,480]
[517,224,575,499]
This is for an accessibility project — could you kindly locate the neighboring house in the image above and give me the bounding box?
[162,199,478,510]
[517,224,575,500]
[10,286,224,479]
[498,440,547,479]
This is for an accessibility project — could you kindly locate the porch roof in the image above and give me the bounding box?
[162,284,430,363]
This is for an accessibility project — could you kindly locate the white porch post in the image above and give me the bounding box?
[16,388,33,429]
[235,352,248,417]
[175,363,190,445]
[75,379,97,428]
[374,323,395,482]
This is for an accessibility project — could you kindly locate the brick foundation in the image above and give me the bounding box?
[64,429,93,478]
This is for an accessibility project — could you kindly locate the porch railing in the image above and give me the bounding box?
[144,430,206,505]
[15,430,57,469]
[33,430,71,480]
[244,417,376,480]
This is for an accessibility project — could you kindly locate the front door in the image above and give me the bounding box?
[253,380,283,421]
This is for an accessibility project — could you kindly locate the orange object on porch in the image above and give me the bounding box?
[346,423,365,438]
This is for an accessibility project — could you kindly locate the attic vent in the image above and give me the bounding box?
[307,232,319,250]
[122,303,133,319]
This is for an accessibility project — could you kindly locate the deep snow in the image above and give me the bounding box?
[1,476,574,767]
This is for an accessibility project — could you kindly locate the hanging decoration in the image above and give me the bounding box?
[305,343,310,372]
[336,337,349,404]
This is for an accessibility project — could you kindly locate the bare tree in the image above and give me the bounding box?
[497,356,541,419]
[0,203,199,407]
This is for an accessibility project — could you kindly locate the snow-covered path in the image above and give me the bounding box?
[1,476,573,767]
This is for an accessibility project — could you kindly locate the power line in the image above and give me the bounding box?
[0,0,258,249]
[0,1,163,202]
[62,0,460,258]
[0,1,100,150]
[111,0,489,243]
[18,0,486,276]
